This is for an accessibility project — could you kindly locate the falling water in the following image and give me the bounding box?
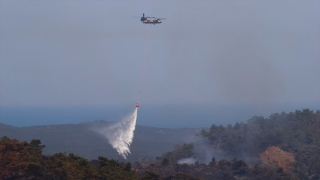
[96,107,138,159]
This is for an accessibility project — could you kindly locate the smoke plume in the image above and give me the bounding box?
[177,136,226,165]
[96,108,138,159]
[178,157,196,165]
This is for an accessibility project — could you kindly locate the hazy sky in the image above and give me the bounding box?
[1,0,319,109]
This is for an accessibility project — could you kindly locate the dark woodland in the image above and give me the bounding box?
[1,109,319,179]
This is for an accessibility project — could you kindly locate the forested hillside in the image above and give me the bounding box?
[0,121,200,162]
[0,137,206,179]
[160,109,320,179]
[1,109,319,179]
[0,137,295,180]
[0,137,137,179]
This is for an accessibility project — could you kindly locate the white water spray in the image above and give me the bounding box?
[96,108,138,159]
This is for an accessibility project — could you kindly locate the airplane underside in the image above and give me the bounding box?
[143,22,161,25]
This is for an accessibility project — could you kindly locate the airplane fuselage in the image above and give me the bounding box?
[141,19,162,24]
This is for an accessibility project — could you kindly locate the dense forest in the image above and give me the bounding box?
[0,137,205,179]
[161,109,320,179]
[0,120,200,162]
[0,137,294,180]
[0,109,319,179]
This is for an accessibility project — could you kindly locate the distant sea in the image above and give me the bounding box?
[1,103,319,128]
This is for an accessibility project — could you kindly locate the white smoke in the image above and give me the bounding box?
[96,108,138,159]
[177,136,226,165]
[178,157,196,165]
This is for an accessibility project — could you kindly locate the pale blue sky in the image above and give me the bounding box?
[1,0,319,110]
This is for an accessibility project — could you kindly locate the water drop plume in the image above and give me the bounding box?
[97,107,138,159]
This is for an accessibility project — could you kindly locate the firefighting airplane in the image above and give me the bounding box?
[140,13,166,25]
